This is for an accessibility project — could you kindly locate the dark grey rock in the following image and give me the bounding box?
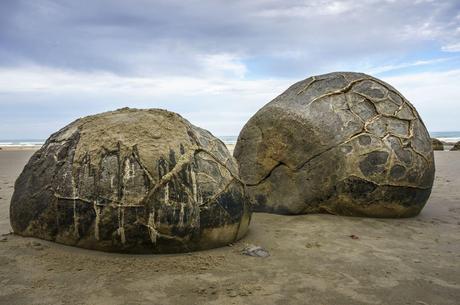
[431,138,444,151]
[234,72,435,218]
[451,141,460,151]
[10,108,251,253]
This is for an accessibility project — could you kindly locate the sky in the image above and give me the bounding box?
[0,0,460,139]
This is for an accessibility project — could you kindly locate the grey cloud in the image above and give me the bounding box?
[1,0,459,77]
[1,0,460,139]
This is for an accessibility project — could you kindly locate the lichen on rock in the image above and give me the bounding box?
[234,72,435,218]
[10,108,251,253]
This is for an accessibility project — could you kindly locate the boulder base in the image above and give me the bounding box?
[234,72,435,218]
[10,108,251,253]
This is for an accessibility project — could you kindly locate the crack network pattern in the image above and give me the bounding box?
[235,72,434,218]
[10,108,251,253]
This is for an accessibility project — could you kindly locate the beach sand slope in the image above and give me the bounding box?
[0,149,459,305]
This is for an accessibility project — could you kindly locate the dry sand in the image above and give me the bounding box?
[0,148,459,305]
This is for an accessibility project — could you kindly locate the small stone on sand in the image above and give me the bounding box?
[241,245,270,257]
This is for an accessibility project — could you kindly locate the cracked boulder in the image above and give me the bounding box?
[234,72,435,218]
[451,141,460,151]
[10,108,251,253]
[431,138,444,151]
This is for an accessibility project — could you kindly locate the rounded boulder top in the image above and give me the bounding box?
[451,141,460,151]
[10,108,251,253]
[234,72,435,218]
[431,138,444,151]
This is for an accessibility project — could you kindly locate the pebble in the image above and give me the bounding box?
[241,245,270,258]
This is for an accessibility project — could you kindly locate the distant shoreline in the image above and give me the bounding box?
[0,145,43,151]
[1,132,459,150]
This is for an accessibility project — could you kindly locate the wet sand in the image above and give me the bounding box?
[0,149,459,305]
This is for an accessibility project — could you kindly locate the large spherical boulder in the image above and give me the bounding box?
[10,108,251,253]
[234,72,435,218]
[431,138,444,151]
[451,141,460,151]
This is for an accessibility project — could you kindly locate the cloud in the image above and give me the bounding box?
[363,57,456,75]
[0,65,292,138]
[1,64,459,138]
[1,0,459,77]
[253,1,354,17]
[0,65,285,96]
[442,43,460,52]
[383,69,460,131]
[0,0,460,138]
[201,54,248,79]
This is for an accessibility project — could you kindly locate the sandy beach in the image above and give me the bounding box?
[0,148,459,305]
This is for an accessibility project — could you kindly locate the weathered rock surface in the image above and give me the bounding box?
[234,72,435,218]
[10,108,251,253]
[451,141,460,151]
[431,138,444,151]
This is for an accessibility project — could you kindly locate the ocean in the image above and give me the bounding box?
[1,132,459,147]
[0,139,46,147]
[429,132,460,144]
